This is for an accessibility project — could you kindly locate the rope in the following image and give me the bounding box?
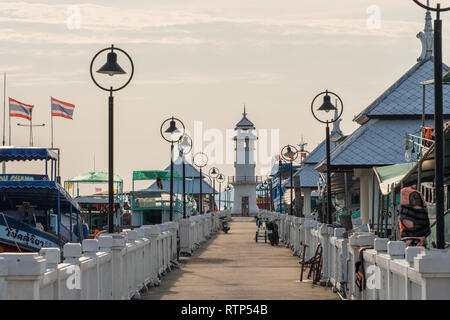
[0,212,22,252]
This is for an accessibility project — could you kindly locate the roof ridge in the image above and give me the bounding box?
[314,119,377,169]
[354,58,430,125]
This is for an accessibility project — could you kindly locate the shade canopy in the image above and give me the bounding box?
[0,180,80,211]
[0,147,58,162]
[67,172,123,184]
[133,170,181,181]
[373,162,417,195]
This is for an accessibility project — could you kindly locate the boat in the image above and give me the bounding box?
[64,172,126,236]
[0,147,81,253]
[131,170,197,225]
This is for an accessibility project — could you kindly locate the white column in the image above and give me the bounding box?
[303,189,312,217]
[355,169,371,225]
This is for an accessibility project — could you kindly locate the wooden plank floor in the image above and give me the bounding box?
[142,217,339,300]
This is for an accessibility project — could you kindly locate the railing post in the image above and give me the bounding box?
[168,222,179,265]
[98,235,113,299]
[318,224,331,285]
[0,257,7,300]
[414,250,450,300]
[149,226,161,286]
[179,218,192,256]
[63,243,83,300]
[347,232,376,300]
[82,239,100,300]
[0,253,46,300]
[386,241,406,300]
[111,234,127,300]
[405,246,424,300]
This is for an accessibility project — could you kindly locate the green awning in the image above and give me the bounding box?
[133,170,181,181]
[67,172,123,183]
[373,163,416,195]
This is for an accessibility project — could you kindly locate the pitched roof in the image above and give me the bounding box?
[354,58,450,124]
[235,106,255,130]
[302,138,342,165]
[146,178,215,194]
[315,118,435,171]
[295,164,322,189]
[146,156,215,193]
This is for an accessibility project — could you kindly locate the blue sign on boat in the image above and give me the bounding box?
[0,174,48,182]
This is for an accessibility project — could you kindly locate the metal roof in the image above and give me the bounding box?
[315,119,436,172]
[302,138,343,165]
[146,178,215,194]
[235,106,255,130]
[0,180,80,211]
[354,58,450,124]
[147,156,215,194]
[0,147,58,162]
[294,164,322,189]
[67,172,123,184]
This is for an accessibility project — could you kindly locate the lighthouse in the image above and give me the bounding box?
[230,107,259,216]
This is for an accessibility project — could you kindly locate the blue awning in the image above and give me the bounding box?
[0,147,58,162]
[0,180,80,211]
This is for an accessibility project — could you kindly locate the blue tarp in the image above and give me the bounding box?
[0,180,80,211]
[0,147,58,162]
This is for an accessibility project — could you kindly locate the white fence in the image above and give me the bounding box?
[262,211,450,300]
[0,213,222,300]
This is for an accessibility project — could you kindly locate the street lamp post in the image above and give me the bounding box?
[90,44,134,233]
[160,117,185,221]
[311,90,343,225]
[413,0,449,250]
[179,134,192,219]
[281,145,299,216]
[209,167,219,211]
[193,152,208,214]
[278,158,283,213]
[216,173,225,211]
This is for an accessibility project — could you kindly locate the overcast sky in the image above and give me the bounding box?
[1,0,449,192]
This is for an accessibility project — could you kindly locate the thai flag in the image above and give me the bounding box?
[9,98,33,121]
[51,97,75,119]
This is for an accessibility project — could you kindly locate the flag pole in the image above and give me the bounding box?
[2,73,5,146]
[2,73,5,174]
[30,108,33,146]
[8,97,11,146]
[51,97,54,149]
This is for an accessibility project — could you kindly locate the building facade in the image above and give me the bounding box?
[230,107,260,216]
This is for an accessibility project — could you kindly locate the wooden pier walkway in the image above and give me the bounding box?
[142,217,338,300]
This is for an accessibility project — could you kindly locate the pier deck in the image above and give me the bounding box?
[142,217,338,300]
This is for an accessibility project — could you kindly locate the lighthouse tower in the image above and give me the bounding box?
[231,107,259,216]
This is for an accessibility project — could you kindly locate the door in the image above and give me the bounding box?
[242,196,249,216]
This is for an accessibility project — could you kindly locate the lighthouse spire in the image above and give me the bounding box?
[417,0,433,62]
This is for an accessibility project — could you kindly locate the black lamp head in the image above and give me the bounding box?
[317,91,337,113]
[284,146,297,160]
[165,117,179,134]
[97,46,126,76]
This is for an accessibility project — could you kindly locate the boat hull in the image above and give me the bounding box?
[0,215,60,252]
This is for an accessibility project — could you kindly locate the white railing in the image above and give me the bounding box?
[0,216,219,300]
[179,212,223,256]
[265,211,450,300]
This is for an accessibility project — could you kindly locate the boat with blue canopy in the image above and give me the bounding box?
[0,147,81,253]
